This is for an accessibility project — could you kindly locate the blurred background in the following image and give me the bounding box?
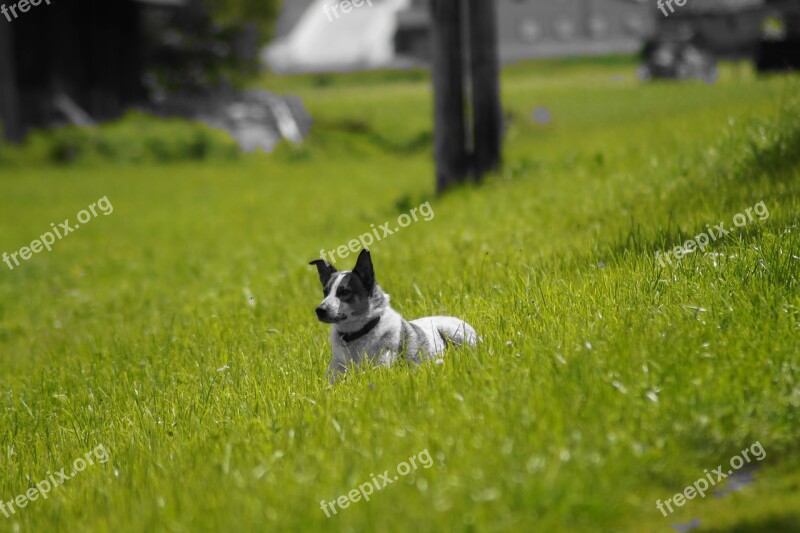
[1,0,798,157]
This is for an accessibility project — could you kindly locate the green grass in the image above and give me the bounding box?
[1,56,800,532]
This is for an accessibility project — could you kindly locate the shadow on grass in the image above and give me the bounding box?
[600,96,800,269]
[703,513,800,532]
[315,118,433,155]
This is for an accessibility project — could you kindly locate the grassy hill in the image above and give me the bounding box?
[0,57,799,532]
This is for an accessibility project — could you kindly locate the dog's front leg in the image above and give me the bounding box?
[327,359,347,383]
[375,349,400,368]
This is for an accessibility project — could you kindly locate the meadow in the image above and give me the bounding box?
[0,56,799,532]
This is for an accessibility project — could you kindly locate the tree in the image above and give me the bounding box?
[202,0,282,43]
[147,0,283,93]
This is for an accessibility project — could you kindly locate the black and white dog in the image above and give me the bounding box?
[310,249,478,383]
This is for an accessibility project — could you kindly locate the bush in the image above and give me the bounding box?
[3,111,242,166]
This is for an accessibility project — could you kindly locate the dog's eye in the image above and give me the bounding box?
[337,288,351,298]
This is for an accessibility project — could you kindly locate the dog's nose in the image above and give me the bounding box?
[315,307,326,320]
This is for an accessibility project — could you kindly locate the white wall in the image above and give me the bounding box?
[265,0,411,73]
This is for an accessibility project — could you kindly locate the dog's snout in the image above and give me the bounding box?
[315,306,326,320]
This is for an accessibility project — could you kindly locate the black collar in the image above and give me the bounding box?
[338,317,381,344]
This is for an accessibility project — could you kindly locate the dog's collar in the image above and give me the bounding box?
[338,317,381,344]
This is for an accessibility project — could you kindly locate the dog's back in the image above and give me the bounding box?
[406,316,478,357]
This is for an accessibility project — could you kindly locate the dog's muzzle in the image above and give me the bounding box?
[315,306,343,323]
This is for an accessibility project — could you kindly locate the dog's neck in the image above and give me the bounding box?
[337,316,381,344]
[331,286,392,343]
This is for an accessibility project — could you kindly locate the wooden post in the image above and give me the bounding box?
[0,21,22,143]
[467,0,501,176]
[430,0,467,193]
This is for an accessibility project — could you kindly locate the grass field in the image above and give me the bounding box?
[1,57,799,532]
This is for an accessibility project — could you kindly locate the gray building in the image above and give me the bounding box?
[396,0,653,64]
[652,0,766,57]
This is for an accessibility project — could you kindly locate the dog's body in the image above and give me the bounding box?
[310,250,477,382]
[327,311,477,380]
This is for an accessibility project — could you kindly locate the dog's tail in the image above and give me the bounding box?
[443,321,479,347]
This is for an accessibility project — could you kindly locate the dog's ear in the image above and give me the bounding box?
[353,249,375,293]
[309,259,337,288]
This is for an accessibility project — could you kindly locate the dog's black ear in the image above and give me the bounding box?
[353,249,375,293]
[309,259,337,288]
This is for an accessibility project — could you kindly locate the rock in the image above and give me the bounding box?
[149,87,312,153]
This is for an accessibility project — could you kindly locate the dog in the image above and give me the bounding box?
[310,249,478,383]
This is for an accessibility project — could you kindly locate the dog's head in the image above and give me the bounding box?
[309,249,382,326]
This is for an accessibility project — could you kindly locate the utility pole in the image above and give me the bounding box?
[430,0,468,193]
[429,0,502,193]
[0,21,22,143]
[468,0,501,177]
